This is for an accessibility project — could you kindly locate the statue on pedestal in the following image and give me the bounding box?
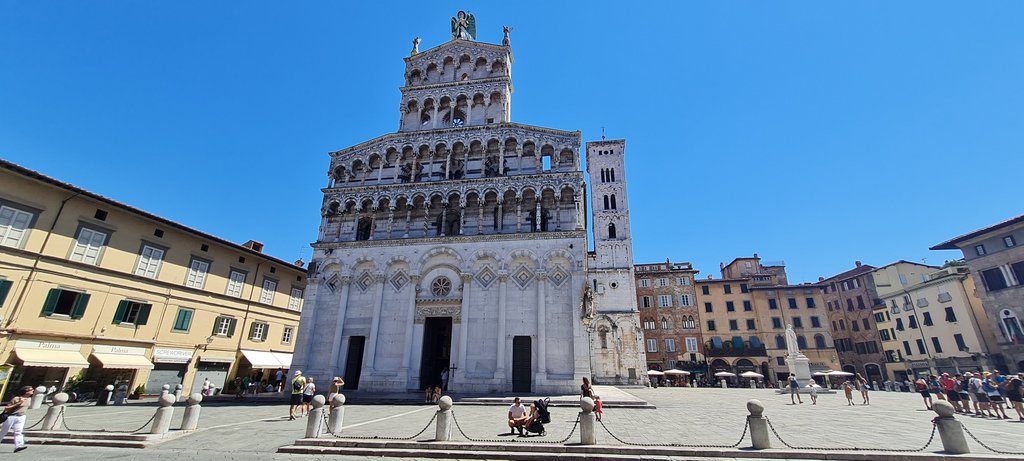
[451,11,476,41]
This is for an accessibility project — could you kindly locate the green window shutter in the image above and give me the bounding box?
[70,293,90,319]
[42,288,62,316]
[137,304,152,325]
[212,317,222,336]
[0,280,12,308]
[248,322,257,340]
[112,300,128,325]
[261,324,269,341]
[176,309,192,331]
[227,318,237,337]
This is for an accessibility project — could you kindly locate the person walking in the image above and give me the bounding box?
[301,378,316,416]
[0,386,33,453]
[983,372,1009,419]
[856,373,870,405]
[275,368,285,393]
[914,377,932,410]
[289,370,306,420]
[969,372,995,417]
[593,395,603,421]
[808,382,818,405]
[939,373,962,412]
[788,374,802,404]
[328,376,345,402]
[962,373,979,415]
[843,381,855,406]
[1005,375,1023,421]
[202,377,212,397]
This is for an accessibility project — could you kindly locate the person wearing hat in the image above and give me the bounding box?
[289,370,306,420]
[0,386,33,452]
[961,372,979,415]
[939,373,962,413]
[983,372,1010,419]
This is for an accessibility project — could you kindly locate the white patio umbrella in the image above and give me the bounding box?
[646,370,665,376]
[714,371,737,377]
[827,370,854,377]
[739,371,764,378]
[663,369,690,375]
[811,371,830,376]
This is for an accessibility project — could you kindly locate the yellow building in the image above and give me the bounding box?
[871,303,906,381]
[0,159,306,398]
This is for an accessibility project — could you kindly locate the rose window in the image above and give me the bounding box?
[431,277,452,297]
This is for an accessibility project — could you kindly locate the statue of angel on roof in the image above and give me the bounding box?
[451,11,476,41]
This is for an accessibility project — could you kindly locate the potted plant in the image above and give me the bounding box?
[129,384,145,400]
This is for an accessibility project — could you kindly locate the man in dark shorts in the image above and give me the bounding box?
[939,373,962,412]
[289,370,306,420]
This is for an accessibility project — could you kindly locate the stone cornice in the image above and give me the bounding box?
[400,77,510,94]
[313,230,585,250]
[328,122,581,158]
[321,171,584,196]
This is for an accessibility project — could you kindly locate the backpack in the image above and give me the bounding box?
[968,379,979,394]
[292,379,302,391]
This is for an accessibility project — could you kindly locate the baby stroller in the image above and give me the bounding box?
[525,397,551,436]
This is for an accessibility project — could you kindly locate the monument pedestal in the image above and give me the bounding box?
[785,353,811,386]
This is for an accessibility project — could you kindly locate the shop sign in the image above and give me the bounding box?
[909,361,929,368]
[15,340,82,352]
[92,345,147,356]
[153,348,193,364]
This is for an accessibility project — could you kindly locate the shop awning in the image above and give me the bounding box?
[14,348,90,368]
[241,350,285,368]
[272,352,293,369]
[90,352,154,370]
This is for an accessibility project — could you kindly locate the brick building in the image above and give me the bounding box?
[635,260,701,377]
[819,261,887,383]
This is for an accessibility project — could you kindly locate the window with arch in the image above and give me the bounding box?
[603,195,609,210]
[430,276,452,297]
[775,335,786,349]
[682,316,696,329]
[356,217,372,241]
[1000,309,1024,343]
[598,327,609,349]
[814,334,827,349]
[797,335,807,349]
[610,195,617,210]
[608,223,616,239]
[661,317,669,330]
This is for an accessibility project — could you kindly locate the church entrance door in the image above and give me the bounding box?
[344,336,364,390]
[420,317,452,390]
[512,336,532,393]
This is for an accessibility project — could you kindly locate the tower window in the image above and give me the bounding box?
[608,223,616,239]
[603,195,609,210]
[610,195,617,210]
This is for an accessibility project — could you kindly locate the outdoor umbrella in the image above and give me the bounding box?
[663,369,690,375]
[739,371,764,378]
[714,371,737,377]
[647,370,665,376]
[827,370,854,377]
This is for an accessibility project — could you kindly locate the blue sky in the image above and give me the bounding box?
[2,2,1022,283]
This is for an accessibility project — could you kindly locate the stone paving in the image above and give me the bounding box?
[3,387,1022,459]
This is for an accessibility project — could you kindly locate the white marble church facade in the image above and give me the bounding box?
[292,17,645,394]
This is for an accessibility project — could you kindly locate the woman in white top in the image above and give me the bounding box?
[301,378,316,416]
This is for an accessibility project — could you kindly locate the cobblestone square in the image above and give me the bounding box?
[6,387,1023,460]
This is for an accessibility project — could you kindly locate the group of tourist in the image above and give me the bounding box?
[913,371,1024,421]
[287,371,346,420]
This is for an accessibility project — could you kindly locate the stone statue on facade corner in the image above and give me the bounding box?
[502,25,513,46]
[581,285,595,320]
[411,37,420,56]
[451,11,476,41]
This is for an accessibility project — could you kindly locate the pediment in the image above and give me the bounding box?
[406,40,511,67]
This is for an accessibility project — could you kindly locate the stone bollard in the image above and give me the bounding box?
[434,396,453,441]
[749,380,757,389]
[161,384,170,397]
[174,384,183,403]
[720,379,727,389]
[746,399,770,449]
[932,400,969,454]
[42,392,69,430]
[328,393,346,434]
[180,393,203,431]
[304,395,326,438]
[150,393,176,435]
[29,386,47,410]
[579,396,597,445]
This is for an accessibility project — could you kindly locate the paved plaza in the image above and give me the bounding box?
[4,387,1022,460]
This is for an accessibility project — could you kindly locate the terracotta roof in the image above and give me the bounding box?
[931,213,1024,250]
[820,264,876,283]
[0,158,306,273]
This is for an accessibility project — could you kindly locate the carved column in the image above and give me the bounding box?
[445,153,452,180]
[457,273,472,379]
[422,204,432,236]
[555,200,562,231]
[386,207,395,239]
[404,205,412,238]
[352,210,361,241]
[515,199,522,233]
[574,198,584,230]
[439,202,448,237]
[400,275,421,378]
[368,207,378,240]
[364,274,387,372]
[477,201,484,235]
[377,162,385,182]
[496,202,504,234]
[458,199,466,235]
[534,200,541,232]
[495,273,508,382]
[335,211,345,239]
[329,277,353,371]
[536,272,547,380]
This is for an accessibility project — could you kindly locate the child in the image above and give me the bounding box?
[593,395,603,421]
[843,381,854,406]
[808,383,818,405]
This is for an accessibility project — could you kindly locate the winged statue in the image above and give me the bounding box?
[451,11,476,41]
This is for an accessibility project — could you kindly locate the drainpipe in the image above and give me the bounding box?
[5,191,81,328]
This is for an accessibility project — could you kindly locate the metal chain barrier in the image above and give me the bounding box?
[58,407,158,434]
[764,416,937,453]
[23,416,45,431]
[597,417,748,448]
[319,409,438,441]
[451,411,580,444]
[960,422,1024,455]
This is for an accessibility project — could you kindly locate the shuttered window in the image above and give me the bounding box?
[70,228,107,265]
[0,205,33,248]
